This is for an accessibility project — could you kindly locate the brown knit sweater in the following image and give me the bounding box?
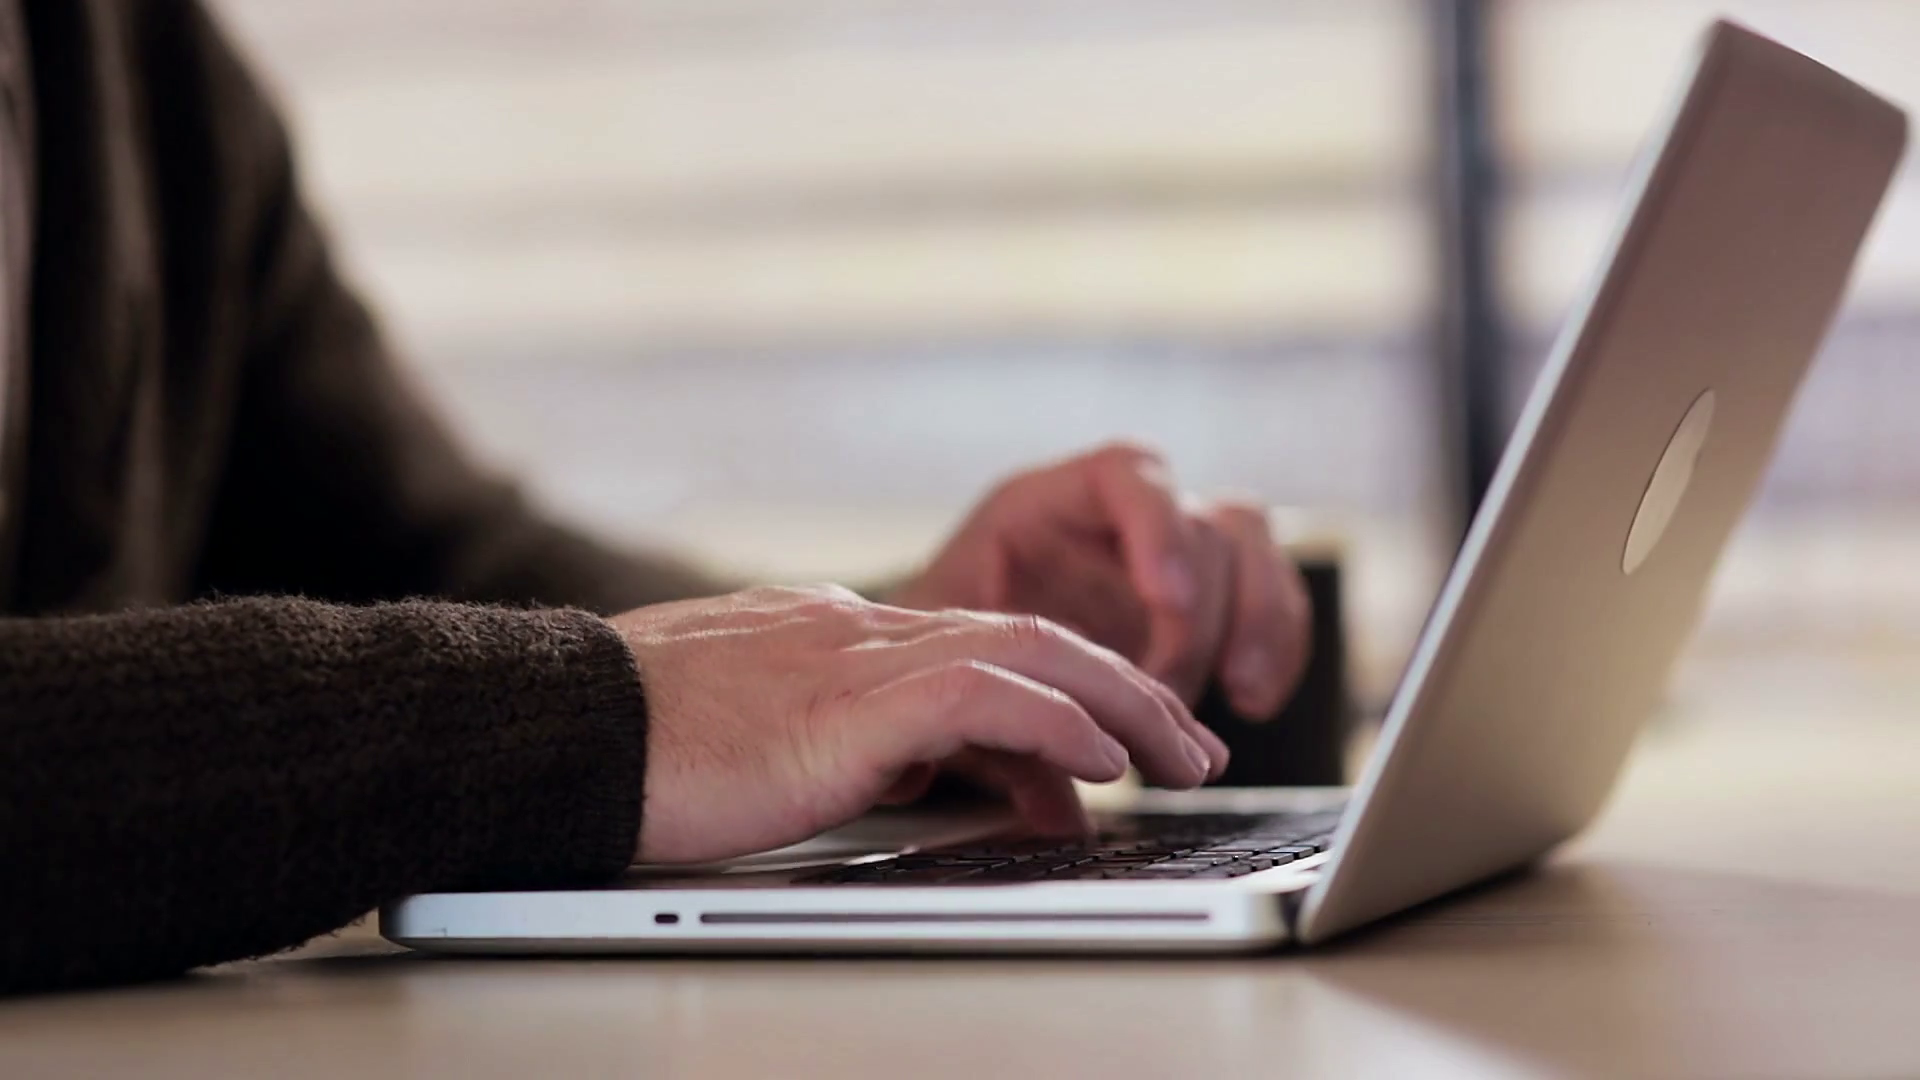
[0,1,729,992]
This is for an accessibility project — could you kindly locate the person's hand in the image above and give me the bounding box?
[609,585,1228,864]
[891,443,1312,718]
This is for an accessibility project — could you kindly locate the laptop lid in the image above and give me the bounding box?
[1296,20,1907,944]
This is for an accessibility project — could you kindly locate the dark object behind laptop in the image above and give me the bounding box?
[1193,551,1351,787]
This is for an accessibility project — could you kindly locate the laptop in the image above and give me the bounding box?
[382,20,1907,955]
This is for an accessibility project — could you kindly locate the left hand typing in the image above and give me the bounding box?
[893,442,1313,720]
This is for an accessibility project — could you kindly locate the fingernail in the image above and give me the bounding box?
[1205,735,1231,778]
[1182,735,1211,781]
[1160,556,1196,610]
[1099,734,1131,776]
[1230,647,1277,710]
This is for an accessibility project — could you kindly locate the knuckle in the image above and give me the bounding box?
[981,473,1032,510]
[801,681,862,738]
[794,583,871,621]
[921,659,1003,712]
[1207,500,1272,538]
[809,582,866,604]
[797,679,874,783]
[1091,439,1161,467]
[974,463,1049,515]
[1219,500,1271,529]
[1188,515,1228,554]
[992,612,1067,652]
[795,582,863,606]
[922,660,1080,731]
[735,584,798,605]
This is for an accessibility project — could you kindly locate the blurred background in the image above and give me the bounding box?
[210,0,1920,721]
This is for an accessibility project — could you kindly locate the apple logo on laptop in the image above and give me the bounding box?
[1623,389,1716,575]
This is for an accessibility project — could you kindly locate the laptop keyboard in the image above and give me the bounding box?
[800,810,1343,886]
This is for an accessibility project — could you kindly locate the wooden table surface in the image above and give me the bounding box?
[5,709,1918,1079]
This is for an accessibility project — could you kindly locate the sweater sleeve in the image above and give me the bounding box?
[143,1,731,614]
[0,597,648,993]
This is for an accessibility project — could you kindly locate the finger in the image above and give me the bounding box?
[1080,447,1209,676]
[995,445,1203,664]
[1149,516,1236,703]
[947,750,1093,836]
[961,615,1212,788]
[1083,445,1197,606]
[1206,503,1313,718]
[1139,668,1232,783]
[857,660,1132,785]
[855,611,1212,787]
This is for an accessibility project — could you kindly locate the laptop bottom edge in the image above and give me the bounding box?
[382,881,1305,955]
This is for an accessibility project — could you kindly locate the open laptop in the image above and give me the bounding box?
[382,20,1907,955]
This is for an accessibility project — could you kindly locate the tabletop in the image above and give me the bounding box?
[4,703,1918,1079]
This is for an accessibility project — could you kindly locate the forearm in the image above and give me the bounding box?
[0,598,647,993]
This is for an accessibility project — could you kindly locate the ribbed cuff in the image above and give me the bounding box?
[558,610,651,881]
[462,608,650,890]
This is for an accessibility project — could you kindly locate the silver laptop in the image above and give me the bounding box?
[382,21,1906,955]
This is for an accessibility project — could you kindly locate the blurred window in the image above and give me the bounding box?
[216,0,1441,698]
[1497,0,1920,697]
[215,0,1917,710]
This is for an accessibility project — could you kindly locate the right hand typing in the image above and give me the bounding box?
[607,585,1228,864]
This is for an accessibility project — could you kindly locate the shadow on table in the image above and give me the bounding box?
[1292,860,1920,1078]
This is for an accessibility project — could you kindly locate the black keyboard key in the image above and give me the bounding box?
[874,868,985,885]
[1123,865,1205,878]
[888,857,1007,870]
[973,861,1080,881]
[1191,864,1258,879]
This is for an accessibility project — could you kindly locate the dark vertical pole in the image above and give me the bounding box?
[1431,0,1507,539]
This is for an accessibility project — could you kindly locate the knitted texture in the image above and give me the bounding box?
[0,0,722,993]
[0,598,649,992]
